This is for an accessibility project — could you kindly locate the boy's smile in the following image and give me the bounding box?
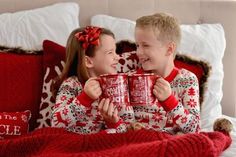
[135,27,167,73]
[134,26,176,78]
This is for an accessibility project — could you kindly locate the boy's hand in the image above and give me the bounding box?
[84,77,102,100]
[98,98,119,124]
[153,77,172,101]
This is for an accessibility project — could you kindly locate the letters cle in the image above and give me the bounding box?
[0,114,21,135]
[0,125,21,135]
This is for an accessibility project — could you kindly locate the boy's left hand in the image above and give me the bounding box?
[153,77,172,101]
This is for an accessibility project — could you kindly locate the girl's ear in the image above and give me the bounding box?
[165,42,176,56]
[85,56,94,68]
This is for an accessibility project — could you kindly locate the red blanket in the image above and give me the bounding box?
[0,127,231,157]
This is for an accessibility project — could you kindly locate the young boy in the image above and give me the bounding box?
[134,13,200,134]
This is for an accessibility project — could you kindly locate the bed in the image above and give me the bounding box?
[0,0,236,156]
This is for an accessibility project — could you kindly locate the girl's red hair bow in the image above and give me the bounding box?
[75,26,101,50]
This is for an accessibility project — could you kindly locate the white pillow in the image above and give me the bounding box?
[91,14,225,130]
[0,2,79,51]
[91,15,135,42]
[179,24,225,129]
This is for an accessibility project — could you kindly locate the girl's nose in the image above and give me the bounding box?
[136,47,143,57]
[114,53,120,61]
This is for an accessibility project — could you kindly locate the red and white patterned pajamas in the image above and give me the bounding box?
[51,67,200,134]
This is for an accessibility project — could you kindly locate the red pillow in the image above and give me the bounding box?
[116,40,137,54]
[0,52,43,131]
[116,40,140,73]
[117,51,140,73]
[36,40,65,128]
[0,110,31,139]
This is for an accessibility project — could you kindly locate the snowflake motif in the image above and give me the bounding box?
[151,112,163,123]
[21,115,27,122]
[181,117,187,123]
[187,99,197,108]
[62,108,69,116]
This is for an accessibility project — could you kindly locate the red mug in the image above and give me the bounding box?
[128,73,158,106]
[99,74,130,107]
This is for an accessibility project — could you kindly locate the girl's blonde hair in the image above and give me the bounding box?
[136,12,181,52]
[52,26,115,98]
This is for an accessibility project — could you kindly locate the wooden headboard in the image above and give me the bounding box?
[1,0,236,116]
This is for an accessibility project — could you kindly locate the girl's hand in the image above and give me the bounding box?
[84,77,102,100]
[98,98,119,124]
[153,77,172,101]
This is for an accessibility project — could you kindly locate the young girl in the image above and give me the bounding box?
[51,26,134,134]
[133,13,200,134]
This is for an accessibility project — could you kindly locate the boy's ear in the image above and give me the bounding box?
[166,42,176,56]
[85,56,94,68]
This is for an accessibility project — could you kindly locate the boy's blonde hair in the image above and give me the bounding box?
[136,12,181,52]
